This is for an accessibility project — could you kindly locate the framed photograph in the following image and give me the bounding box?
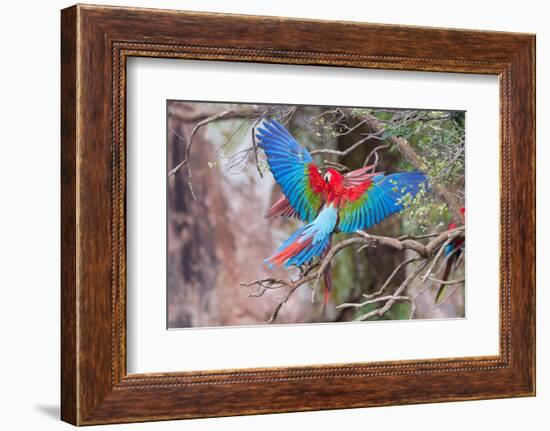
[61,4,535,425]
[164,100,466,329]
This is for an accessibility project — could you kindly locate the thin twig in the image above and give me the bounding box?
[250,113,268,178]
[169,110,235,177]
[363,144,390,167]
[428,277,465,285]
[362,257,421,299]
[352,260,429,321]
[266,274,318,323]
[310,135,376,156]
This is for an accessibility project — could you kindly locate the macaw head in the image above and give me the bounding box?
[323,168,344,188]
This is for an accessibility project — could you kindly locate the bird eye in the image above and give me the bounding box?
[324,172,331,182]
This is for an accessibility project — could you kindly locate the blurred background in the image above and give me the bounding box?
[167,101,465,328]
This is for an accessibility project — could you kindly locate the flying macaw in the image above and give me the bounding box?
[435,207,465,304]
[256,119,428,312]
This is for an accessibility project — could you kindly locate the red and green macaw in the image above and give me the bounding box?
[256,119,428,311]
[435,207,465,304]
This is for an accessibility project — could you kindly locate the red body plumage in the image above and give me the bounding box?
[308,164,326,194]
[324,168,375,207]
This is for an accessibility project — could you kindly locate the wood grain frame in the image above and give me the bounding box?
[61,4,536,425]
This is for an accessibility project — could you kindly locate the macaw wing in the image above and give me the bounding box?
[264,194,300,219]
[256,119,325,222]
[338,172,427,233]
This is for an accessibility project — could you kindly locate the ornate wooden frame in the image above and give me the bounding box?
[61,4,535,425]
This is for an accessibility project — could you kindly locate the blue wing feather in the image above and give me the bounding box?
[338,172,427,233]
[256,119,323,222]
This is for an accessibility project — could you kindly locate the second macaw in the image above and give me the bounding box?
[256,119,428,312]
[435,207,465,304]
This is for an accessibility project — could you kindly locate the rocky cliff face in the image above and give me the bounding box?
[167,113,315,328]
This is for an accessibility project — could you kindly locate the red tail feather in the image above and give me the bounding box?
[265,236,313,267]
[321,261,332,316]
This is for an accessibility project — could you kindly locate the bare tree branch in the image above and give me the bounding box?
[428,277,465,285]
[241,273,318,323]
[361,257,421,299]
[310,134,382,156]
[243,227,464,323]
[168,104,260,124]
[339,295,417,320]
[349,260,429,321]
